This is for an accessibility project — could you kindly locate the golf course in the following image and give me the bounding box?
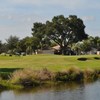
[0,54,100,89]
[0,54,99,72]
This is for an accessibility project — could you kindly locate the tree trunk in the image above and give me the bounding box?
[60,45,67,55]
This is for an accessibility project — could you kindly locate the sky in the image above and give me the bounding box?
[0,0,100,42]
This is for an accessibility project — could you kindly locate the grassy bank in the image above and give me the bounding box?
[0,67,100,89]
[0,54,99,89]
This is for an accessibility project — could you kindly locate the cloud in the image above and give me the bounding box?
[2,0,100,11]
[86,28,100,37]
[0,0,100,42]
[0,22,32,42]
[0,13,48,42]
[8,0,100,10]
[7,0,85,9]
[82,16,95,22]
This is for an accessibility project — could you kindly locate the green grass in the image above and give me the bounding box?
[0,54,100,72]
[0,54,99,89]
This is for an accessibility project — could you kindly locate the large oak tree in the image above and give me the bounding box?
[32,15,88,55]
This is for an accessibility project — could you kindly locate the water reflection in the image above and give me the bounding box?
[0,81,100,100]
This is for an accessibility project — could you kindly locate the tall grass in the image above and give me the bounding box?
[84,68,99,81]
[10,68,53,87]
[9,67,100,88]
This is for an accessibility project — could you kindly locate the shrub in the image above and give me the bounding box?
[53,67,84,82]
[84,68,98,81]
[10,68,52,87]
[53,71,69,81]
[34,68,52,81]
[0,72,10,80]
[67,67,84,81]
[10,68,39,87]
[10,67,100,88]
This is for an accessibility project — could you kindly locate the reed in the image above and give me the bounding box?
[9,67,100,88]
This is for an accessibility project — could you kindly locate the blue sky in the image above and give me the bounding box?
[0,0,100,42]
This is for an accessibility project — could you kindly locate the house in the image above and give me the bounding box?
[42,49,54,54]
[52,45,76,55]
[52,45,61,54]
[97,51,100,55]
[36,49,54,54]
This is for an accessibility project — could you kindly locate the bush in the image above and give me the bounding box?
[9,67,100,88]
[53,71,69,81]
[0,72,10,80]
[34,68,52,81]
[67,67,84,81]
[10,68,52,87]
[53,67,84,82]
[84,68,98,81]
[10,68,39,87]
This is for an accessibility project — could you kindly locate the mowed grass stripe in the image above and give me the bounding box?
[0,54,99,71]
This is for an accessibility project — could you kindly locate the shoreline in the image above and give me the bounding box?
[0,67,100,89]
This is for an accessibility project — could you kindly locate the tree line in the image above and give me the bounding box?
[0,15,100,55]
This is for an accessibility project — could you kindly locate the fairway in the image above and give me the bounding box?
[0,54,100,72]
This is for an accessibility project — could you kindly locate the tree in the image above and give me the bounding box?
[79,40,92,53]
[32,22,46,50]
[93,36,100,50]
[72,36,100,54]
[6,35,19,54]
[83,36,100,52]
[72,42,83,55]
[31,15,88,55]
[24,36,37,54]
[46,15,88,54]
[19,36,39,54]
[0,41,2,53]
[0,42,8,53]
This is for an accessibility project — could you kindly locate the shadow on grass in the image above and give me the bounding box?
[0,68,23,73]
[77,57,87,61]
[77,56,100,61]
[0,68,23,80]
[94,57,100,60]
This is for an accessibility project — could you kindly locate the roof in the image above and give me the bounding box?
[52,45,60,50]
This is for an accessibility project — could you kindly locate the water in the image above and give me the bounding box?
[0,81,100,100]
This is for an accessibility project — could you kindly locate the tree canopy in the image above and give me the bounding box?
[1,15,100,55]
[32,15,88,55]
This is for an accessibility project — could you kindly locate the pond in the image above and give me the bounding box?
[0,80,100,100]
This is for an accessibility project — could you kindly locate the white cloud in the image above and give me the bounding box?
[0,13,48,42]
[0,23,32,42]
[7,15,13,20]
[8,0,100,10]
[82,16,95,22]
[7,0,85,9]
[86,29,100,37]
[0,0,100,42]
